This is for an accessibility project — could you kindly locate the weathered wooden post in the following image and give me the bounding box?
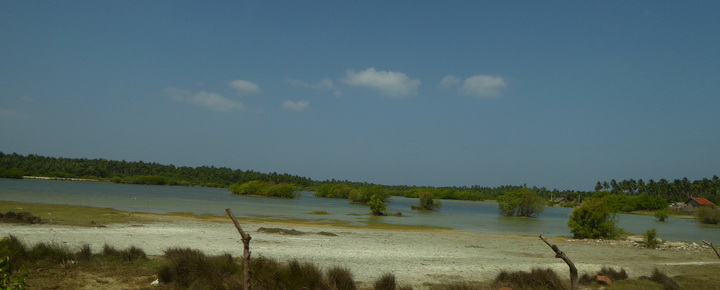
[540,235,578,290]
[226,208,252,290]
[702,240,720,260]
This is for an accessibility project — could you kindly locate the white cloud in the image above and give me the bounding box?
[341,67,421,98]
[282,100,309,112]
[459,75,507,98]
[286,78,342,96]
[439,75,462,88]
[165,87,244,111]
[229,80,261,95]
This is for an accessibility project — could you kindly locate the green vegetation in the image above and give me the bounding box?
[314,183,356,199]
[591,192,668,213]
[654,209,671,221]
[695,206,720,224]
[595,176,720,204]
[568,198,621,239]
[350,185,388,204]
[229,180,296,198]
[368,194,387,216]
[497,188,545,217]
[0,152,312,188]
[412,191,441,211]
[0,212,42,224]
[643,228,662,249]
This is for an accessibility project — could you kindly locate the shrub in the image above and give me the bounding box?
[314,183,356,199]
[413,191,441,211]
[641,268,679,290]
[580,267,628,285]
[369,194,387,216]
[158,247,240,288]
[27,242,73,264]
[0,257,28,290]
[696,206,720,224]
[374,273,397,290]
[75,244,93,261]
[568,198,621,239]
[230,180,296,198]
[101,244,147,261]
[350,185,388,204]
[497,188,545,217]
[0,236,27,269]
[0,211,42,224]
[655,209,671,221]
[494,268,566,290]
[644,228,662,249]
[326,266,356,290]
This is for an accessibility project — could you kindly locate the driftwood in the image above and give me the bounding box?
[226,208,252,290]
[702,240,720,260]
[540,235,578,290]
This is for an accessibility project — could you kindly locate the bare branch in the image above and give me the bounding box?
[227,208,252,290]
[703,240,720,260]
[540,235,578,290]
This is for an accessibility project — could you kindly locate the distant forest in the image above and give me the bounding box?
[1,152,718,203]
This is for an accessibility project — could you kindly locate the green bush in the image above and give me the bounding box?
[369,194,387,216]
[567,198,621,239]
[1,257,28,290]
[27,242,73,264]
[158,247,241,288]
[0,236,27,269]
[0,212,42,224]
[314,184,356,199]
[102,244,147,261]
[230,180,295,198]
[643,228,662,249]
[655,209,671,221]
[497,188,545,217]
[350,185,387,204]
[696,206,720,224]
[413,191,441,211]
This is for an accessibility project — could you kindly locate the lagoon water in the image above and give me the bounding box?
[1,178,718,242]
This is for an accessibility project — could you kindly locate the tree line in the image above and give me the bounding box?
[594,176,720,204]
[0,152,312,188]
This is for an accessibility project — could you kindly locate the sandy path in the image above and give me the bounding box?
[2,220,718,289]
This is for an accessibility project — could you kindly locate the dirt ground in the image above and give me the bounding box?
[3,217,720,289]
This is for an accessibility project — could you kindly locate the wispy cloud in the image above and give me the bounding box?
[286,78,341,96]
[342,67,421,98]
[229,80,261,95]
[165,87,244,111]
[440,74,507,99]
[282,100,310,112]
[0,108,30,120]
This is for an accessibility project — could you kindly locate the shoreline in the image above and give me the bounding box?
[3,210,720,288]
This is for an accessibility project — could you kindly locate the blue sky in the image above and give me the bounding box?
[1,1,718,190]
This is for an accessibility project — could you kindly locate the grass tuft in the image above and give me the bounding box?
[373,273,397,290]
[326,266,357,290]
[494,268,567,290]
[580,267,628,285]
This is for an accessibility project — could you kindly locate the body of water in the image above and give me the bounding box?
[1,178,718,242]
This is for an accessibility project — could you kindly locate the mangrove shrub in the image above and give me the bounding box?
[497,188,545,217]
[568,198,621,239]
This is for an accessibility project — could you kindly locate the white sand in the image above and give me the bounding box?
[2,220,718,289]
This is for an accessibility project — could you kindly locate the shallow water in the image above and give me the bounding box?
[1,178,718,242]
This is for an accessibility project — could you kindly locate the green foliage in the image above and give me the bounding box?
[326,266,357,290]
[413,191,441,211]
[497,188,545,217]
[350,185,388,204]
[594,192,668,212]
[0,152,313,188]
[567,198,621,239]
[695,206,720,224]
[654,209,671,221]
[158,247,241,288]
[369,194,387,216]
[314,183,356,199]
[0,236,27,270]
[1,257,28,290]
[644,228,662,249]
[494,268,567,290]
[229,180,296,198]
[101,244,147,261]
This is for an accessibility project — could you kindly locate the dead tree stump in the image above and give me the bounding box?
[540,235,578,290]
[227,208,252,290]
[703,240,720,260]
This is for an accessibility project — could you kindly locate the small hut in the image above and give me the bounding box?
[685,197,716,208]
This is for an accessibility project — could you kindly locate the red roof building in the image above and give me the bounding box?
[686,197,716,207]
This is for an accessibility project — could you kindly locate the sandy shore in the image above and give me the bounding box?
[2,219,719,289]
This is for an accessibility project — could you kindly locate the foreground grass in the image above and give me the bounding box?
[3,234,720,289]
